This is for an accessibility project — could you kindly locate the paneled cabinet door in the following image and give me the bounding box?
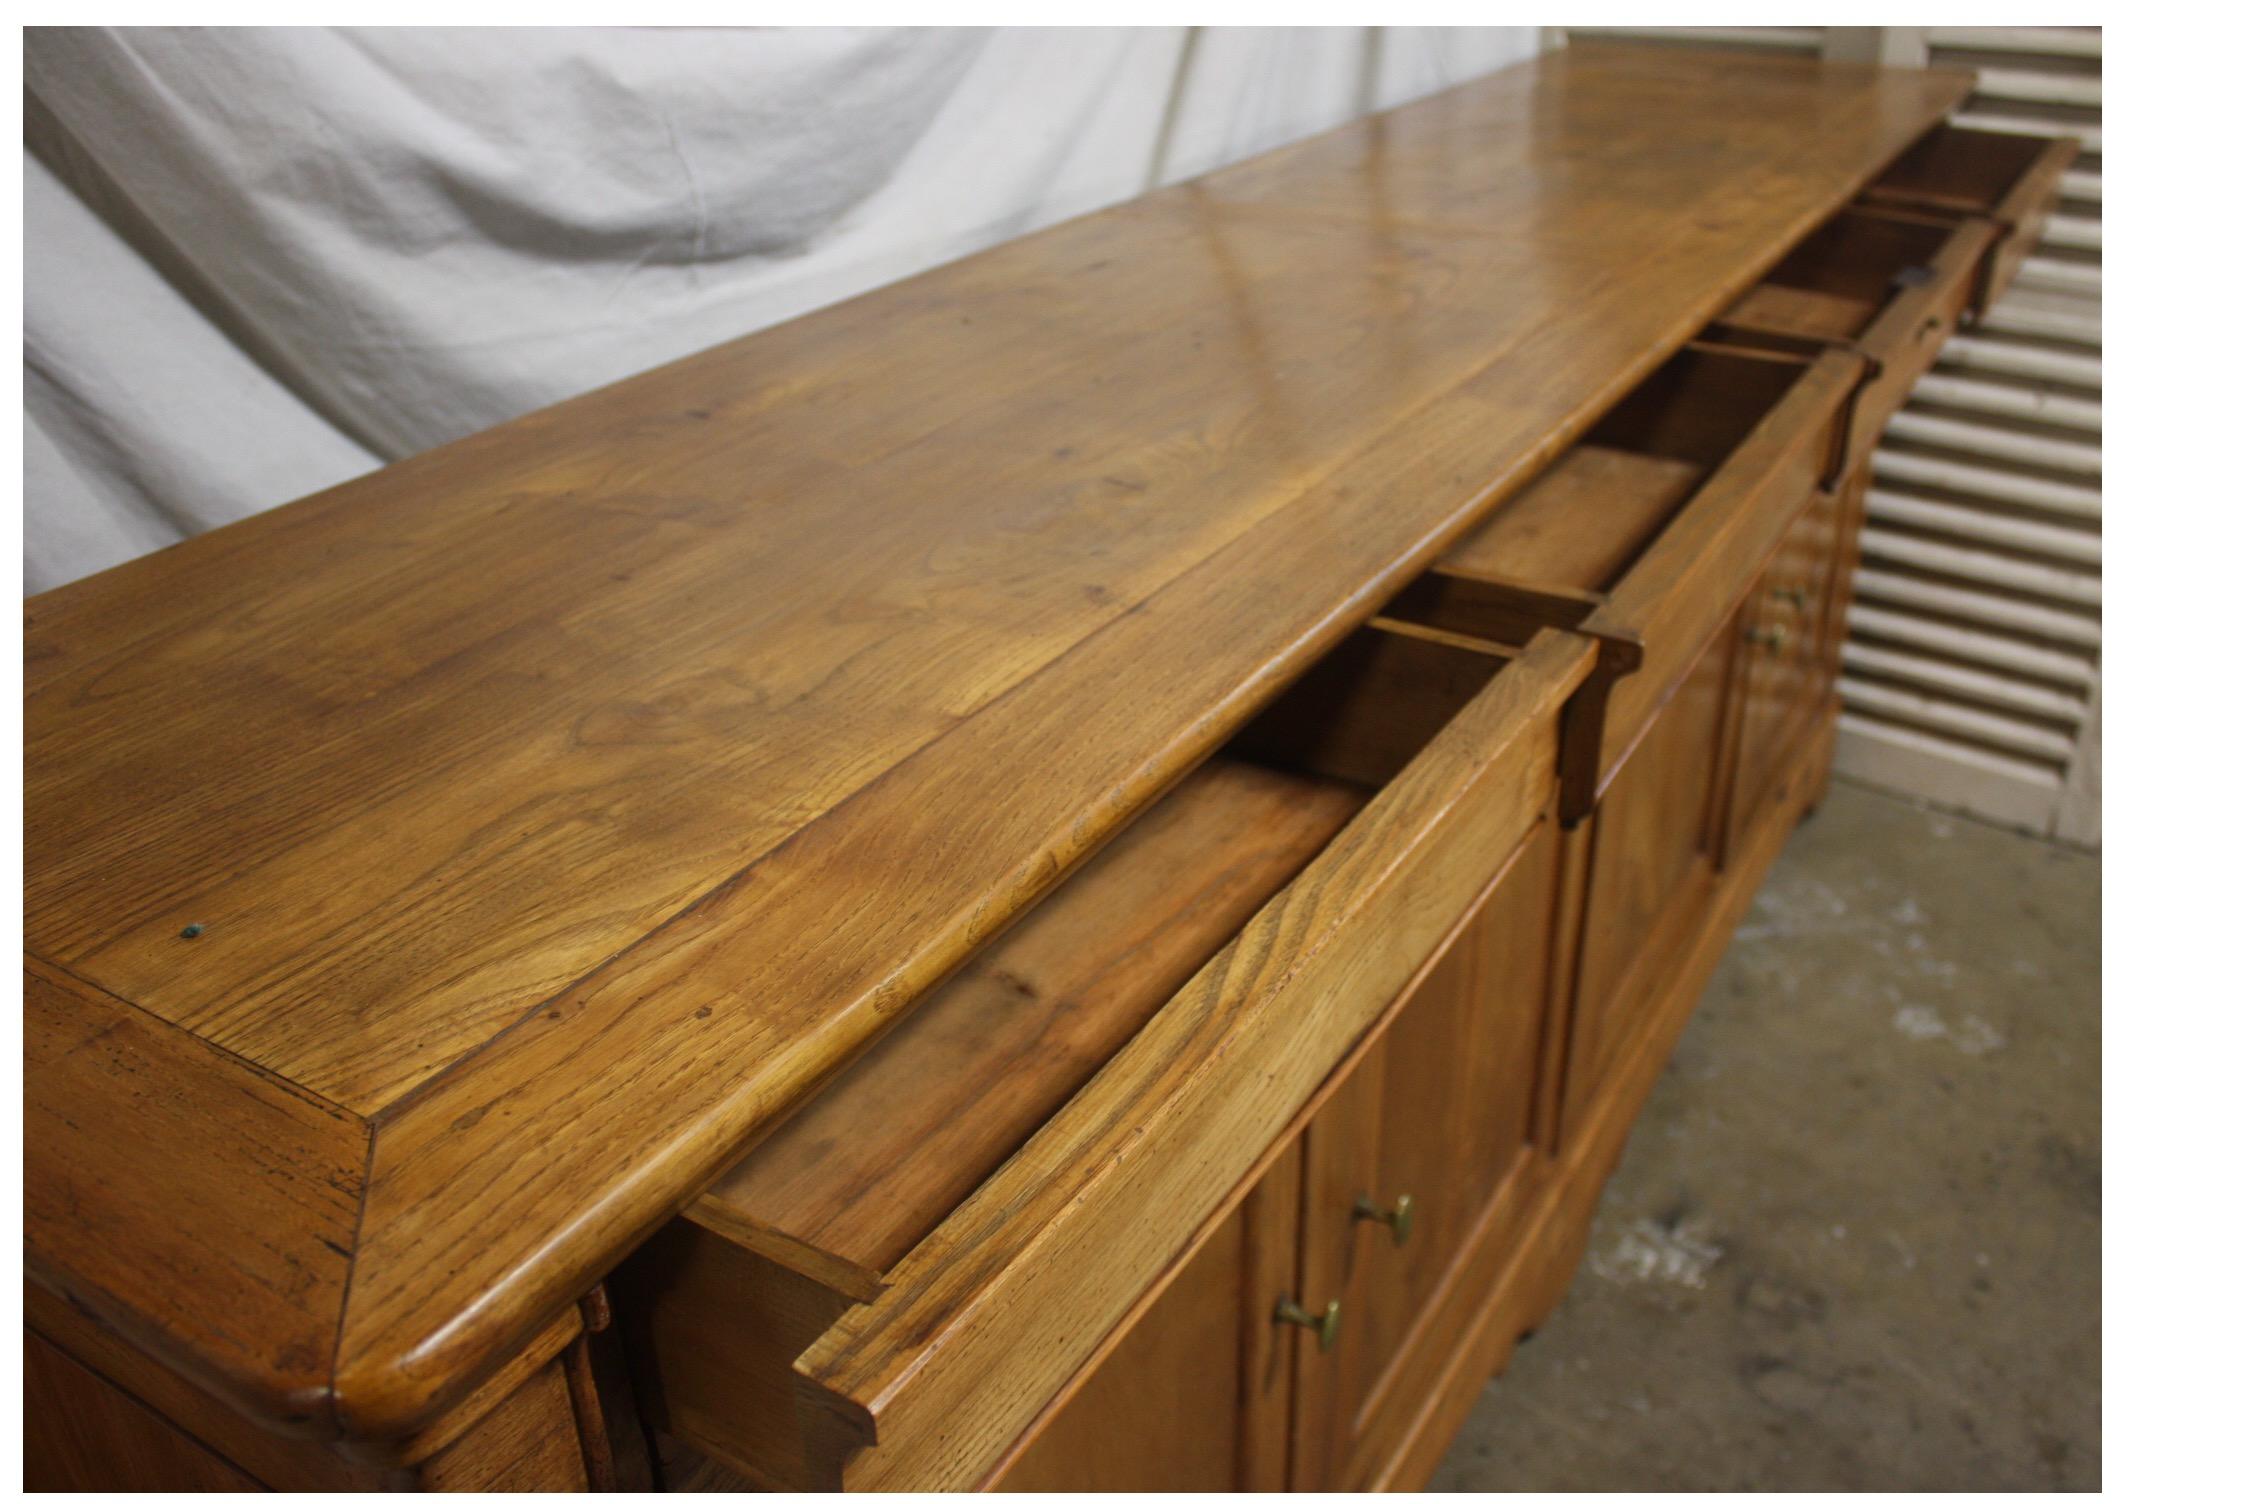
[1563,615,1738,1137]
[990,1137,1302,1492]
[1726,485,1847,852]
[1285,819,1564,1491]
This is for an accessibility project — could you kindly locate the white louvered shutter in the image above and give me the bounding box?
[1558,27,2101,847]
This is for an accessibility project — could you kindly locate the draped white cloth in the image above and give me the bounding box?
[22,26,1539,593]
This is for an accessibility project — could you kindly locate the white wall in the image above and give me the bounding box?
[23,26,1541,594]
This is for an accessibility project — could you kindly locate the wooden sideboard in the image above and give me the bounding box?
[22,45,2074,1492]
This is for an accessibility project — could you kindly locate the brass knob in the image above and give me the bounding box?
[1275,1296,1342,1352]
[1746,623,1788,653]
[1354,1192,1416,1247]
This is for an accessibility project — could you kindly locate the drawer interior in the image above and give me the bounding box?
[1424,343,1819,606]
[1865,123,2065,216]
[1718,207,1955,345]
[684,620,1516,1295]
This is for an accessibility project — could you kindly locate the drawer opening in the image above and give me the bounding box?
[667,622,1513,1297]
[619,616,1584,1489]
[1228,618,1516,789]
[1410,342,1821,608]
[1379,339,1861,825]
[1717,207,1956,346]
[1865,123,2069,217]
[681,753,1364,1293]
[621,618,1540,1485]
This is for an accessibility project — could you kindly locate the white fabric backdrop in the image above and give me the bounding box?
[22,26,1540,594]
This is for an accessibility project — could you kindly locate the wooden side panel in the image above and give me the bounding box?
[1785,485,1848,695]
[21,958,366,1438]
[24,1282,390,1492]
[22,1281,588,1490]
[23,1330,267,1492]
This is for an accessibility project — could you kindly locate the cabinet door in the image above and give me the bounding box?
[1286,818,1564,1490]
[991,1138,1301,1492]
[1727,485,1847,852]
[1564,615,1736,1134]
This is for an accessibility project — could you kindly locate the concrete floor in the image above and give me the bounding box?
[1434,781,2100,1491]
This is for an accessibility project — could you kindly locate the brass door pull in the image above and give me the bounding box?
[1354,1192,1416,1247]
[1274,1296,1342,1352]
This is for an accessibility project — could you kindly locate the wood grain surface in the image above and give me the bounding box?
[1442,447,1709,595]
[799,628,1593,1490]
[20,45,1970,1445]
[23,1331,266,1492]
[692,756,1364,1287]
[22,959,366,1434]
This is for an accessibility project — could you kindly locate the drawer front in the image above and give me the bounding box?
[787,630,1595,1490]
[1843,215,1993,464]
[1864,126,2081,316]
[1584,348,1863,789]
[1972,135,2081,315]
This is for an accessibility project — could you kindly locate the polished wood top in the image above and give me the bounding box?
[23,45,1967,1442]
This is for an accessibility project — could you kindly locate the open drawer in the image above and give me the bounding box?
[1712,206,1992,465]
[1380,341,1862,821]
[617,619,1594,1490]
[1861,123,2082,316]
